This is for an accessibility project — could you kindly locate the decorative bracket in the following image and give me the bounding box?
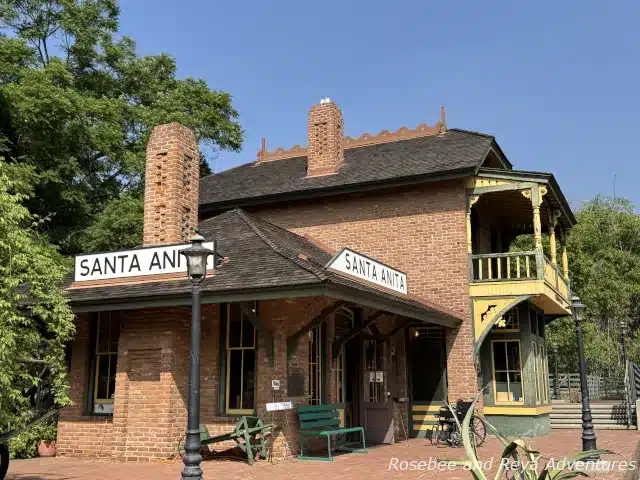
[287,301,349,365]
[331,310,387,359]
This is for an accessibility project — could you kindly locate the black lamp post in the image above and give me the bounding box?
[180,232,214,480]
[552,344,560,400]
[571,295,598,461]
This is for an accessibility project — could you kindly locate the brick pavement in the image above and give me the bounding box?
[7,430,638,480]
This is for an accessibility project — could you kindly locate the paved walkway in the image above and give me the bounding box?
[6,430,638,480]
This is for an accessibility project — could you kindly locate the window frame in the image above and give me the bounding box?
[491,339,525,405]
[224,302,258,415]
[87,311,123,416]
[308,322,326,405]
[334,307,354,405]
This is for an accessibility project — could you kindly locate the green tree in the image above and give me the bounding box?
[546,196,640,376]
[0,0,242,253]
[0,159,75,432]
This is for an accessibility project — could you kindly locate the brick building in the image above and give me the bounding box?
[58,99,575,461]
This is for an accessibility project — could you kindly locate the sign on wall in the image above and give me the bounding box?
[326,248,408,295]
[74,242,215,282]
[266,402,293,412]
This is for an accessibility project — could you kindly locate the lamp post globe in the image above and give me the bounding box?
[571,294,598,461]
[180,232,214,480]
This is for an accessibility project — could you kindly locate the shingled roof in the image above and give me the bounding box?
[66,209,463,326]
[199,129,508,212]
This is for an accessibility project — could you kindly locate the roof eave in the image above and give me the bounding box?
[199,167,477,215]
[476,167,577,226]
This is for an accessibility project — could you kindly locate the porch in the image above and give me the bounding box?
[465,170,577,436]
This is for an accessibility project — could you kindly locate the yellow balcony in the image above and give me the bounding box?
[469,251,571,347]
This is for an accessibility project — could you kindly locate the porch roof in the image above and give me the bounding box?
[66,209,463,328]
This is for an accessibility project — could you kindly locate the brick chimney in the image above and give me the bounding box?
[306,98,344,176]
[143,122,199,246]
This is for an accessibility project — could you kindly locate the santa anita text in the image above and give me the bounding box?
[388,457,637,473]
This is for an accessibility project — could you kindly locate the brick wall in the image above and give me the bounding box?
[248,179,478,403]
[58,298,345,461]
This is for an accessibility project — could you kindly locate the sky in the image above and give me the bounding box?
[118,0,640,208]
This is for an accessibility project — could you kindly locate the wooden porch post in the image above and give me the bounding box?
[522,185,547,279]
[548,210,559,265]
[560,227,569,280]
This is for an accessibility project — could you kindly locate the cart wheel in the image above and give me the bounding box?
[0,443,9,480]
[471,416,487,447]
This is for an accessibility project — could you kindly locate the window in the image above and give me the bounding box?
[334,307,354,404]
[308,323,324,405]
[492,340,523,404]
[91,311,122,414]
[226,303,256,414]
[493,308,519,331]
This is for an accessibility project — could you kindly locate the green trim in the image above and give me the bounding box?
[85,312,98,416]
[468,182,537,195]
[71,283,462,329]
[218,303,227,415]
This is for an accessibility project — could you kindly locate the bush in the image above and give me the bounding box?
[8,415,58,460]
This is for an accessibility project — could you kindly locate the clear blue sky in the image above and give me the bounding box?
[118,0,639,208]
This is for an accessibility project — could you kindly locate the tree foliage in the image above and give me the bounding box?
[0,159,75,432]
[546,196,640,375]
[0,0,242,253]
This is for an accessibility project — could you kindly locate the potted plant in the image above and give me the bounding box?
[35,419,58,458]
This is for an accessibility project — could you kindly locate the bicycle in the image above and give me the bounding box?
[432,399,487,448]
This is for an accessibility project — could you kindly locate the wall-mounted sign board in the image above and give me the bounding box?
[266,402,293,412]
[326,248,408,295]
[74,242,215,282]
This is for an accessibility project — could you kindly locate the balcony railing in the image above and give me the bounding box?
[471,251,570,300]
[471,251,539,281]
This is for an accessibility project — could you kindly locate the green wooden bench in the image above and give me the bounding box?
[296,403,367,461]
[178,416,274,465]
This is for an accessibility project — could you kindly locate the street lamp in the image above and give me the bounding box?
[180,232,214,480]
[552,344,560,400]
[571,294,598,461]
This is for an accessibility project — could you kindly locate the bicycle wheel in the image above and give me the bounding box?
[0,443,9,480]
[470,415,487,447]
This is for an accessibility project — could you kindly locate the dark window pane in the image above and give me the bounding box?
[228,305,242,347]
[493,342,507,371]
[538,316,545,338]
[531,310,538,335]
[98,317,110,353]
[228,350,243,410]
[242,350,256,409]
[108,355,118,398]
[506,342,521,370]
[242,318,255,347]
[97,355,110,399]
[110,315,122,352]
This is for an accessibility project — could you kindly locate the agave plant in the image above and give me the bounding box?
[444,394,612,480]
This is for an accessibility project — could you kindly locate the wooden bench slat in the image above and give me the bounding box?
[296,403,343,413]
[298,411,339,421]
[301,418,341,429]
